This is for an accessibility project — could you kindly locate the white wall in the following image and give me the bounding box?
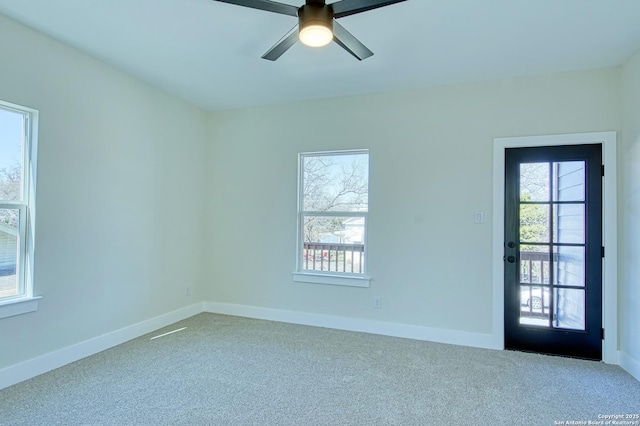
[619,49,640,378]
[0,15,207,370]
[205,69,619,337]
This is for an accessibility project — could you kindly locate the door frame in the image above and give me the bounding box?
[492,131,617,364]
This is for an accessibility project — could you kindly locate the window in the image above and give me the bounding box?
[0,100,39,318]
[293,150,370,287]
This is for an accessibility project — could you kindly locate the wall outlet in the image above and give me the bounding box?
[373,296,381,309]
[184,286,191,296]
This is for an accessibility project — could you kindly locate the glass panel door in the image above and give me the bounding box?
[505,144,602,360]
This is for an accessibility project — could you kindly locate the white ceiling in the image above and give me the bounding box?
[1,0,639,111]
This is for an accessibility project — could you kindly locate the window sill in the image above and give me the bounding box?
[0,296,42,319]
[292,272,370,288]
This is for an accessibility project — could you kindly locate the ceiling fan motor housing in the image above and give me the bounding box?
[298,3,334,35]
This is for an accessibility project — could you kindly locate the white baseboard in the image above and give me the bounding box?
[15,300,628,391]
[0,302,205,390]
[619,350,640,382]
[204,301,500,351]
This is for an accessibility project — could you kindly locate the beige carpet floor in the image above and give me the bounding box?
[1,313,639,425]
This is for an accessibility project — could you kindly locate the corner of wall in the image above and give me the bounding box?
[0,303,205,390]
[619,350,640,382]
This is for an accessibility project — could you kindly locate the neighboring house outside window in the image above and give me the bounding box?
[293,150,370,288]
[0,100,39,319]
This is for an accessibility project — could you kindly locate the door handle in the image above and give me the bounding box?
[507,256,516,263]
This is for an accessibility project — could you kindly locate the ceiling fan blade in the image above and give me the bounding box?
[261,24,299,61]
[332,0,408,19]
[211,0,298,17]
[332,20,373,61]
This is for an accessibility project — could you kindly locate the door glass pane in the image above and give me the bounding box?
[553,288,585,330]
[520,203,549,243]
[520,163,549,202]
[553,204,585,244]
[553,246,585,287]
[553,161,585,202]
[520,246,550,284]
[0,208,19,298]
[519,284,550,327]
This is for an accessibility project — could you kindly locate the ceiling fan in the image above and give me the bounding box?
[211,0,408,61]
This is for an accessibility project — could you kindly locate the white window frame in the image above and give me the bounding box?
[292,149,371,288]
[0,100,40,319]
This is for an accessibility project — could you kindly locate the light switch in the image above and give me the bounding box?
[474,211,484,224]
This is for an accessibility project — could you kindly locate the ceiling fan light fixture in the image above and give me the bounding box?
[298,4,334,48]
[299,24,333,47]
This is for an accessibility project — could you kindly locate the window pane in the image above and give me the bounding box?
[302,153,368,212]
[0,208,19,298]
[520,203,549,243]
[553,161,585,202]
[519,246,550,284]
[0,108,24,202]
[519,284,550,327]
[553,203,585,244]
[553,246,585,287]
[302,215,365,273]
[553,288,585,330]
[520,163,549,202]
